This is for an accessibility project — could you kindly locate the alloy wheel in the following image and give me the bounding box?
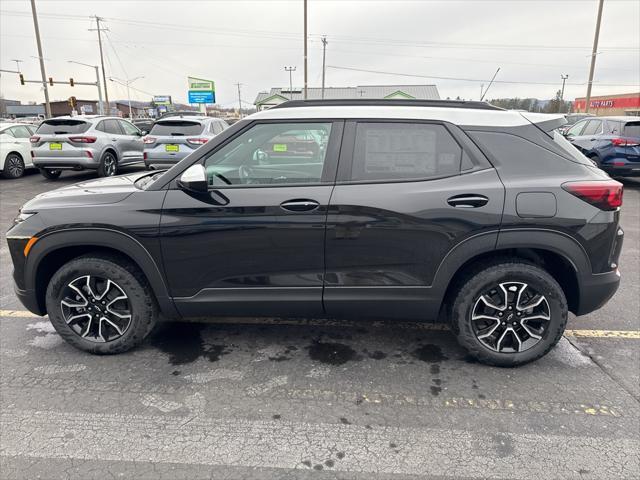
[5,155,24,178]
[60,275,132,343]
[104,154,116,176]
[470,281,550,353]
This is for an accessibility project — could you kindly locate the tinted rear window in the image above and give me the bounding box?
[150,121,203,136]
[37,119,90,134]
[623,122,640,137]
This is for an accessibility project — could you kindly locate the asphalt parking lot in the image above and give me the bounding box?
[1,168,638,479]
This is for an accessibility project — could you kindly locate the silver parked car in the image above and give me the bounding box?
[143,116,228,169]
[31,116,145,179]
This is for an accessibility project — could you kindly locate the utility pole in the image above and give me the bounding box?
[90,16,110,114]
[303,0,308,99]
[585,0,604,114]
[29,0,51,118]
[236,83,243,119]
[285,66,296,100]
[480,84,484,101]
[321,36,328,99]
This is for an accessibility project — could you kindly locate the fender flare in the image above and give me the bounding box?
[429,228,589,304]
[25,228,178,317]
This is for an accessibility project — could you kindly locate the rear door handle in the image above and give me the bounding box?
[447,194,489,208]
[280,199,320,212]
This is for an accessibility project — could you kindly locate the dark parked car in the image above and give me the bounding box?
[7,99,624,366]
[564,116,640,176]
[556,113,595,135]
[131,118,154,134]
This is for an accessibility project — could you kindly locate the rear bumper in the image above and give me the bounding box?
[601,157,640,176]
[575,269,621,316]
[33,156,99,170]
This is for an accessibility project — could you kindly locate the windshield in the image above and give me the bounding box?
[36,119,90,134]
[150,121,203,136]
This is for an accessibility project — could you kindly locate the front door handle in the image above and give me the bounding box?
[280,199,320,212]
[447,194,489,208]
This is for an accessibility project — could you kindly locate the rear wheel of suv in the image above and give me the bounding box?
[98,151,118,177]
[40,168,62,180]
[451,261,567,367]
[2,153,25,179]
[45,255,158,354]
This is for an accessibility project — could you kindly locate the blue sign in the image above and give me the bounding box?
[188,90,215,104]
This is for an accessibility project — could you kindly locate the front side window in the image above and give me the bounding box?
[119,120,140,135]
[582,120,602,136]
[351,122,462,181]
[203,122,332,186]
[566,121,587,136]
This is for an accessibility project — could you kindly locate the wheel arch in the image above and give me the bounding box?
[433,230,587,317]
[25,229,178,318]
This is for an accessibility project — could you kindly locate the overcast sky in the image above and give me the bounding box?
[1,0,638,108]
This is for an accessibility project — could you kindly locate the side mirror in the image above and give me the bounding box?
[177,164,208,193]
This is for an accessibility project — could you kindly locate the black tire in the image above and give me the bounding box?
[40,168,62,180]
[98,151,118,177]
[451,260,567,367]
[45,254,158,354]
[2,153,26,179]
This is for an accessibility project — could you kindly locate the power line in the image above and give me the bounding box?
[326,65,640,87]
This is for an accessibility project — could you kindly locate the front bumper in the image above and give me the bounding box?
[14,285,45,316]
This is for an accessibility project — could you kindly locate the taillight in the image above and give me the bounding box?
[143,152,147,160]
[30,136,40,143]
[143,136,156,144]
[562,180,623,211]
[69,136,97,143]
[611,138,640,147]
[186,137,209,146]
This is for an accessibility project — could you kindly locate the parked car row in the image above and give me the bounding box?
[562,115,640,177]
[0,113,230,180]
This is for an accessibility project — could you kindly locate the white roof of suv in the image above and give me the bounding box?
[251,100,563,128]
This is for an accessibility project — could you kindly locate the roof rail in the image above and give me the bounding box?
[271,98,504,111]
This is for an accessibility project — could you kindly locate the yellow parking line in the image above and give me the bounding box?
[1,309,638,338]
[564,329,640,339]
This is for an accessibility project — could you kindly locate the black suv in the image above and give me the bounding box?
[7,99,624,366]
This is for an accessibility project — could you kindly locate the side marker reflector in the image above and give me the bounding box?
[23,237,38,257]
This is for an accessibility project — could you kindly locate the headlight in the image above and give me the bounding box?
[14,211,37,225]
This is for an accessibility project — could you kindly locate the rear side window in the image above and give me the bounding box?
[623,122,640,137]
[98,119,123,135]
[9,125,33,138]
[150,121,203,136]
[350,122,462,181]
[37,119,90,134]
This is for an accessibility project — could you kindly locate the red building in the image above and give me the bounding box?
[573,92,640,116]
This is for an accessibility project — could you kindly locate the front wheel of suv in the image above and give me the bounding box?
[45,255,158,354]
[451,261,567,367]
[98,151,118,177]
[40,168,62,180]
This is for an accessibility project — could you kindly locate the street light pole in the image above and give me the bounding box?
[29,0,51,118]
[236,82,243,119]
[110,76,144,118]
[560,74,569,100]
[285,66,296,100]
[321,36,328,99]
[303,0,308,99]
[585,0,604,114]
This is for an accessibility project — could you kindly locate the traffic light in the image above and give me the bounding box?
[19,73,25,85]
[48,77,53,86]
[68,96,77,109]
[70,78,74,87]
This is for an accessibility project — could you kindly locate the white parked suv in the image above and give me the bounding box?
[0,122,36,179]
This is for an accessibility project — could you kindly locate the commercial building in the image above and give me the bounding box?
[573,92,640,116]
[47,100,99,117]
[254,85,440,110]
